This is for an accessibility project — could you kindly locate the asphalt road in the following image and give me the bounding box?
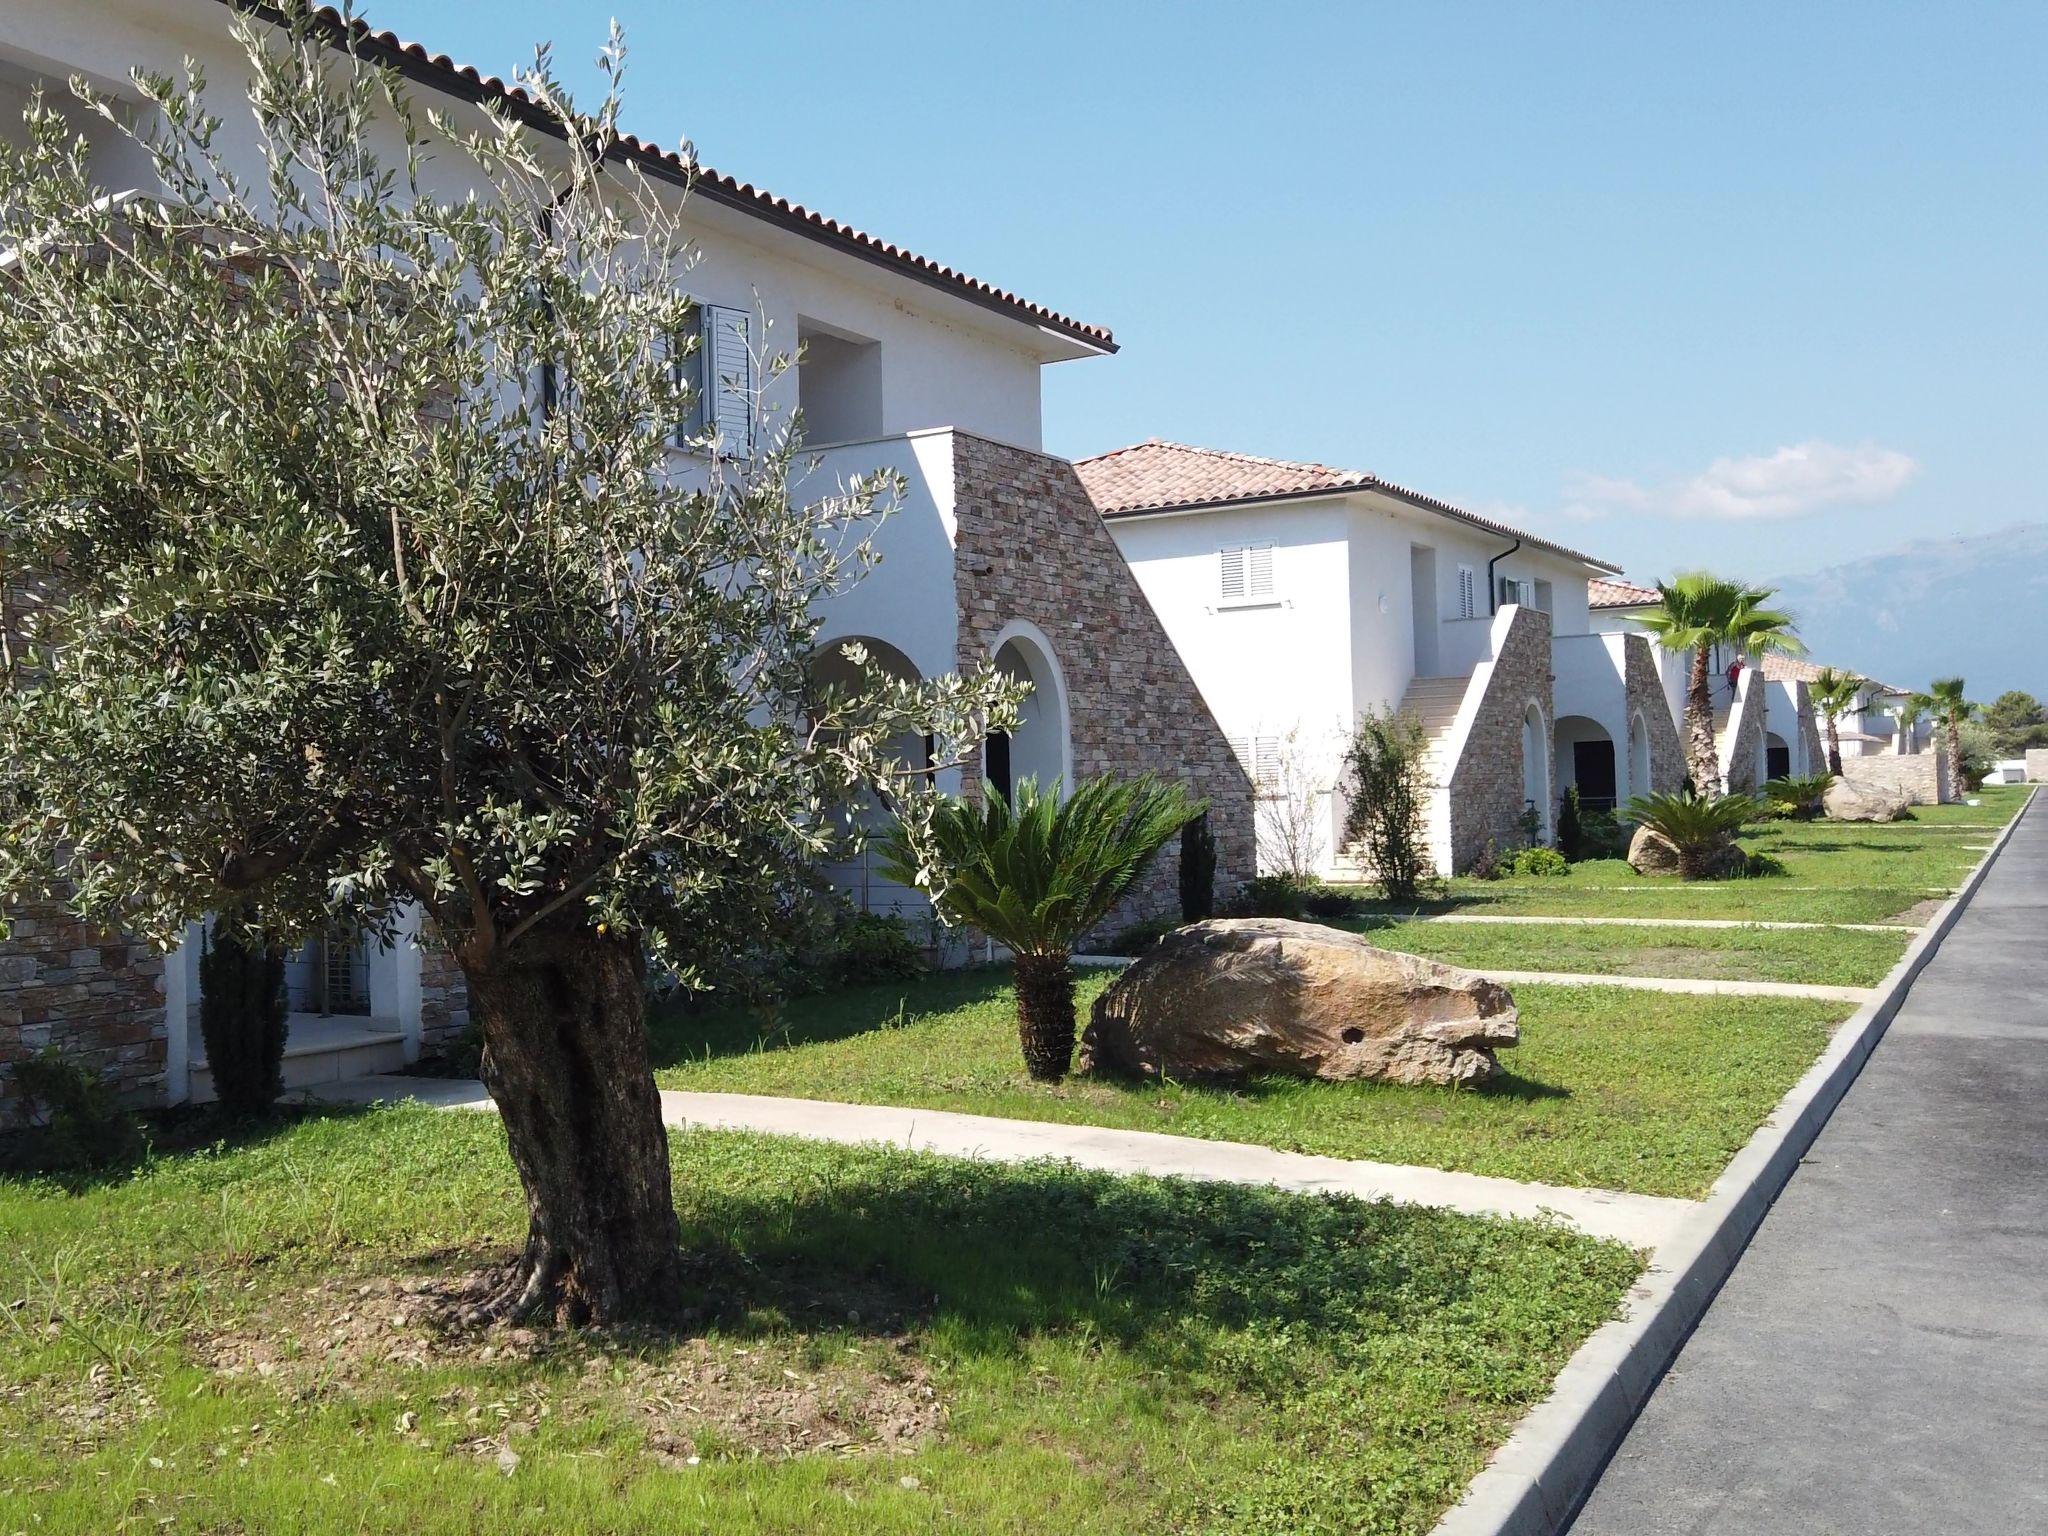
[1568,792,2048,1535]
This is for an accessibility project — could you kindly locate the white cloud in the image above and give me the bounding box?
[1566,441,1919,522]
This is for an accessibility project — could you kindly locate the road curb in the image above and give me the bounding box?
[1427,789,2036,1536]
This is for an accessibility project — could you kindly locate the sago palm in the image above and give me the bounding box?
[1635,574,1788,796]
[883,776,1204,1081]
[1625,788,1762,880]
[1927,677,1972,795]
[1809,667,1865,776]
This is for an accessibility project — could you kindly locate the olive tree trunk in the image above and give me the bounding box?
[1686,642,1722,796]
[1013,952,1077,1082]
[463,927,683,1325]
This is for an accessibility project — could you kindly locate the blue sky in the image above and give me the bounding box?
[418,1,2044,589]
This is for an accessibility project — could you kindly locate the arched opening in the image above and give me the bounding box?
[1627,711,1653,806]
[1765,731,1791,783]
[1521,701,1552,843]
[986,624,1070,804]
[1553,714,1616,814]
[808,635,929,916]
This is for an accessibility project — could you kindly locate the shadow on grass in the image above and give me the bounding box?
[664,1149,1602,1355]
[0,1099,376,1194]
[646,966,1018,1071]
[1197,1066,1569,1109]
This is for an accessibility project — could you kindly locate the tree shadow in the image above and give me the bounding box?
[1135,1065,1571,1107]
[0,1099,376,1194]
[650,1150,1594,1359]
[646,965,1018,1070]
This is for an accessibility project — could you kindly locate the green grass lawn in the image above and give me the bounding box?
[654,972,1849,1198]
[0,1107,1635,1536]
[1336,784,2032,926]
[1342,917,1910,986]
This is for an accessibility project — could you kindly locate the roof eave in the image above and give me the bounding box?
[218,0,1116,355]
[1099,480,1624,574]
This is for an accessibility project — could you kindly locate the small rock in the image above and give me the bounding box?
[495,1443,520,1477]
[898,1475,921,1490]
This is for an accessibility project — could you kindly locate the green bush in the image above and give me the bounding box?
[1340,706,1437,901]
[1506,845,1571,878]
[6,1049,147,1173]
[1239,875,1308,919]
[1579,807,1631,859]
[1302,883,1365,919]
[1557,785,1587,861]
[825,911,926,987]
[1178,813,1217,923]
[198,918,288,1118]
[1107,914,1181,954]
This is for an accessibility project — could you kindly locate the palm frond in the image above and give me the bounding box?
[880,776,1206,957]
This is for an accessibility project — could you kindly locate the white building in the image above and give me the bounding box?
[0,0,1255,1114]
[1080,442,1685,876]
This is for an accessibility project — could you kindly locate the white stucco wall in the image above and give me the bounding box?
[0,0,1063,453]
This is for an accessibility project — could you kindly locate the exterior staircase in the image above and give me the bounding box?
[187,1014,408,1105]
[1332,673,1472,880]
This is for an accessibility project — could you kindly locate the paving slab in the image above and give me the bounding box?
[312,1074,1695,1249]
[1566,792,2048,1535]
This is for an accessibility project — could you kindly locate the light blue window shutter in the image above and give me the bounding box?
[701,303,755,453]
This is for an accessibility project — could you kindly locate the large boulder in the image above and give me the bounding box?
[1627,824,1746,878]
[1824,777,1911,823]
[1079,918,1517,1088]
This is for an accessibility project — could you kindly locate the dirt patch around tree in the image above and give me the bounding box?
[1888,898,1943,927]
[193,1257,945,1467]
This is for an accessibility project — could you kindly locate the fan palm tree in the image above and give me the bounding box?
[883,776,1205,1081]
[1635,574,1791,796]
[1926,677,1973,794]
[1809,667,1865,776]
[1725,592,1805,787]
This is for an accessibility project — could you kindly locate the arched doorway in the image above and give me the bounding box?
[986,622,1071,803]
[1765,731,1791,783]
[1553,714,1616,814]
[1627,711,1652,805]
[1521,701,1552,843]
[808,635,929,915]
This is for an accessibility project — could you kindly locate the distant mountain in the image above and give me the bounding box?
[1769,523,2048,698]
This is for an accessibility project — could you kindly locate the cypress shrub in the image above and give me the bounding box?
[199,916,288,1116]
[1178,812,1217,922]
[1340,707,1437,902]
[1557,784,1586,861]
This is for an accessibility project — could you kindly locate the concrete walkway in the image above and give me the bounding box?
[1567,793,2048,1535]
[312,1076,1696,1249]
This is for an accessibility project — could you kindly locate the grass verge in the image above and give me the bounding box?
[0,1107,1635,1536]
[1342,917,1909,986]
[654,972,1850,1198]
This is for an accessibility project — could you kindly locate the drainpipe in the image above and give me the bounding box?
[1487,538,1521,615]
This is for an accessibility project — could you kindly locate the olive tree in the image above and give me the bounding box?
[0,5,1011,1323]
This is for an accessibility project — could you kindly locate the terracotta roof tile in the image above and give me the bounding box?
[233,4,1113,351]
[1589,577,1662,609]
[1074,440,1620,572]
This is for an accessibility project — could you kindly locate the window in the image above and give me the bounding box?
[677,303,756,453]
[1228,734,1283,792]
[1220,543,1275,604]
[1456,564,1478,619]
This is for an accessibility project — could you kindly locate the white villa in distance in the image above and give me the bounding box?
[1080,442,1687,876]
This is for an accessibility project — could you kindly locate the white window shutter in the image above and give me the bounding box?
[1457,565,1476,619]
[701,303,755,453]
[1228,735,1254,777]
[1254,735,1282,790]
[1219,547,1246,602]
[1247,544,1274,598]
